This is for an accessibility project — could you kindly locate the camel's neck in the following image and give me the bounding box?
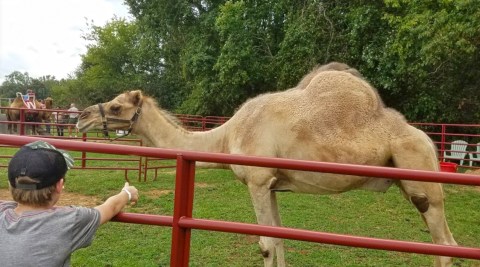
[133,100,230,166]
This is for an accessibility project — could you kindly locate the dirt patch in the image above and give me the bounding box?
[0,182,215,205]
[465,169,480,175]
[145,189,173,198]
[0,189,12,201]
[143,183,213,198]
[196,182,213,188]
[0,189,100,207]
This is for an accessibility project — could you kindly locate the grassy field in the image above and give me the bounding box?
[0,145,479,267]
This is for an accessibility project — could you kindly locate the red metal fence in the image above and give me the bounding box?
[1,134,479,266]
[410,123,480,166]
[0,107,480,176]
[0,106,176,181]
[175,114,229,131]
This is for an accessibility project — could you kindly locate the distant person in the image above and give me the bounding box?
[0,141,139,267]
[67,103,79,137]
[52,106,64,136]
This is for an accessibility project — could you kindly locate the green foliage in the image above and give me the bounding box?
[2,1,480,122]
[378,0,480,122]
[0,71,32,98]
[77,18,143,102]
[0,72,57,100]
[50,78,85,108]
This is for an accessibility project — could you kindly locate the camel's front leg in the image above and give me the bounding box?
[247,176,286,267]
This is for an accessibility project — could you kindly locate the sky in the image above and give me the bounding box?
[0,0,131,84]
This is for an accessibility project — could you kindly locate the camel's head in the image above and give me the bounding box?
[44,97,53,108]
[77,90,144,133]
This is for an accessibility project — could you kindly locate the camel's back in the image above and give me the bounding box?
[228,69,408,162]
[233,70,386,134]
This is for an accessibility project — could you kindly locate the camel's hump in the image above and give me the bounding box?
[234,67,388,135]
[304,70,384,114]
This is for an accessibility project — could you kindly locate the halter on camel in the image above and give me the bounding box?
[97,99,143,141]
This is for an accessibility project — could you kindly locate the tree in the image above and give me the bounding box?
[81,0,480,123]
[75,18,142,103]
[377,0,480,122]
[0,71,33,98]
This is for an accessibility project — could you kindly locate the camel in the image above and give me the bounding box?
[39,97,54,134]
[6,93,52,135]
[76,62,457,267]
[39,97,54,122]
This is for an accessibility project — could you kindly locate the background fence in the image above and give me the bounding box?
[0,105,479,174]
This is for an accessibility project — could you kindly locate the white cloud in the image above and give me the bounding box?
[0,0,131,85]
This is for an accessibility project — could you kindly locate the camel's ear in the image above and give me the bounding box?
[129,90,143,105]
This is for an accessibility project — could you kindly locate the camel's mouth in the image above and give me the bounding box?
[76,119,97,133]
[76,114,132,133]
[76,106,104,133]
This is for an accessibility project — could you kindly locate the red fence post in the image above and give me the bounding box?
[143,157,148,182]
[170,154,196,267]
[440,124,446,161]
[81,133,87,168]
[19,109,25,135]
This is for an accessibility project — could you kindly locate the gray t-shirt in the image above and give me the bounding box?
[0,201,101,267]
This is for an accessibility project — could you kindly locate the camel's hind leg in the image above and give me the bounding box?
[6,113,14,134]
[397,180,457,267]
[391,129,457,267]
[245,171,285,267]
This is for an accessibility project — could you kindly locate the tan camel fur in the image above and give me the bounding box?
[77,62,457,267]
[6,95,52,135]
[39,97,54,122]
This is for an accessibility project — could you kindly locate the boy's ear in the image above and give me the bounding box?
[55,178,65,193]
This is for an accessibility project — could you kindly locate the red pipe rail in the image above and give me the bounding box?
[1,134,480,266]
[0,134,145,181]
[2,106,479,167]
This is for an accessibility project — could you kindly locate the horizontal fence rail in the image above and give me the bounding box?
[0,105,173,181]
[1,104,479,168]
[0,134,480,266]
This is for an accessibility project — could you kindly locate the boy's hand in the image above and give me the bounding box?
[122,182,139,205]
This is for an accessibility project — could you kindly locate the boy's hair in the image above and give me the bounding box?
[7,141,74,205]
[8,141,73,189]
[9,177,56,206]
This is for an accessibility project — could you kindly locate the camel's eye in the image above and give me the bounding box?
[110,105,121,115]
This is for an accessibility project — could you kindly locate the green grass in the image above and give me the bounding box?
[0,147,479,266]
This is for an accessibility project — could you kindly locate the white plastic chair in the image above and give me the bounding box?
[116,130,129,137]
[443,140,468,166]
[469,142,480,167]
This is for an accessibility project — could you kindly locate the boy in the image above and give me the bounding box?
[0,141,139,266]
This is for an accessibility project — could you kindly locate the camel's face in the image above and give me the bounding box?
[77,90,142,133]
[44,97,53,108]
